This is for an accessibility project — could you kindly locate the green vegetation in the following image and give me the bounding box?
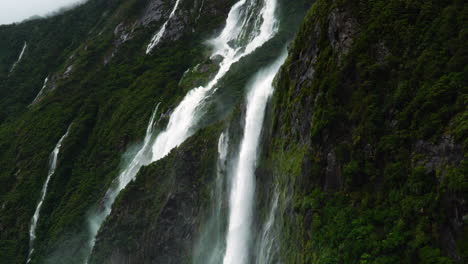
[90,124,221,263]
[0,0,235,262]
[264,0,467,263]
[0,0,465,263]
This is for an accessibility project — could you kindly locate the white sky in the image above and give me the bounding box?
[0,0,86,25]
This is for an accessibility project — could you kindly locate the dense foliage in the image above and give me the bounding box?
[264,0,467,263]
[0,0,234,262]
[0,0,465,263]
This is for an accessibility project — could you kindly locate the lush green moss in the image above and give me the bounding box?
[0,0,234,262]
[90,124,222,263]
[264,0,467,263]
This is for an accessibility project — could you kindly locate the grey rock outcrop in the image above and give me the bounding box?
[328,8,358,60]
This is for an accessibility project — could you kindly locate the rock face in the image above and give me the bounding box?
[141,0,236,47]
[327,8,358,60]
[90,127,220,264]
[0,0,465,263]
[266,0,467,263]
[412,135,466,262]
[139,0,165,26]
[0,0,239,262]
[413,135,464,177]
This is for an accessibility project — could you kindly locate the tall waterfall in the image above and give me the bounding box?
[223,51,287,264]
[27,127,71,263]
[10,42,27,72]
[84,0,279,262]
[149,0,279,164]
[146,0,182,54]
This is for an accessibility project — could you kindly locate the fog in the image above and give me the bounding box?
[0,0,86,25]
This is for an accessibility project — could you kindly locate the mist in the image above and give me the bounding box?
[0,0,87,25]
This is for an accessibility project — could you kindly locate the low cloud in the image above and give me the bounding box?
[0,0,87,25]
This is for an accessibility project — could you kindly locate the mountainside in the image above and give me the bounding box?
[0,0,466,264]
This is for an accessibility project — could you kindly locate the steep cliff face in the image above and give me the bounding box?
[90,125,220,264]
[0,0,466,263]
[263,0,467,262]
[0,0,235,263]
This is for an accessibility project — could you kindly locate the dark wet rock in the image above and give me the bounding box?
[139,0,165,26]
[325,150,342,190]
[413,135,463,178]
[105,22,136,65]
[327,8,358,60]
[210,54,224,64]
[163,13,187,42]
[440,190,467,262]
[375,40,390,64]
[89,127,220,264]
[144,0,235,51]
[113,22,132,43]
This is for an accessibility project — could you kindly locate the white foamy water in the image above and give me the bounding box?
[146,0,182,54]
[27,126,71,263]
[84,104,160,263]
[223,50,287,264]
[85,0,279,261]
[256,191,279,264]
[193,131,229,264]
[150,0,279,162]
[31,77,49,105]
[218,132,229,164]
[10,42,27,72]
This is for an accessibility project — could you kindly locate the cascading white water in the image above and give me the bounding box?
[208,132,230,263]
[31,77,49,105]
[195,0,205,22]
[27,126,71,264]
[193,132,229,264]
[150,0,279,162]
[146,0,182,54]
[10,42,27,72]
[218,132,229,169]
[84,104,160,263]
[85,0,279,261]
[255,191,279,264]
[223,51,287,264]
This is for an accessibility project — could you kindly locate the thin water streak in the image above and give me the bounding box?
[84,103,160,263]
[146,0,182,54]
[256,191,279,264]
[31,77,49,105]
[10,42,27,72]
[27,126,71,263]
[194,132,229,264]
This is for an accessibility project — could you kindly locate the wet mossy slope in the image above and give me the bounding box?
[0,0,466,263]
[90,125,221,264]
[0,0,234,262]
[263,0,467,263]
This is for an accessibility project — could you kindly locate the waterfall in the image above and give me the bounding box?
[146,0,182,54]
[84,103,160,263]
[218,132,229,169]
[193,132,229,264]
[223,51,287,264]
[85,0,279,261]
[10,42,27,72]
[149,0,279,164]
[255,191,279,264]
[31,77,49,105]
[27,126,71,263]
